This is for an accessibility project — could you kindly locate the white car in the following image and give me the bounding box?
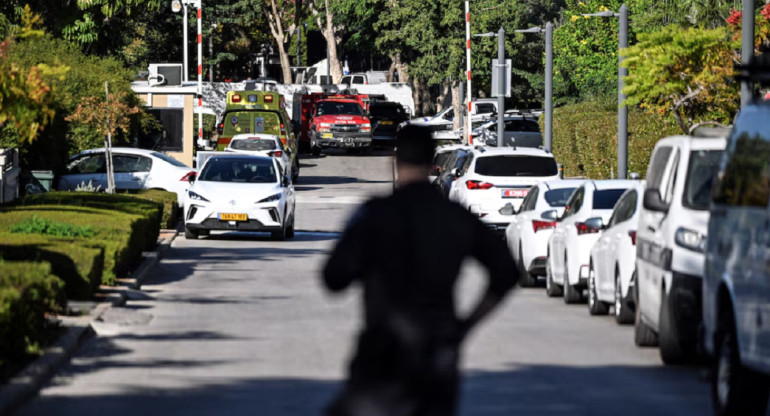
[588,181,645,323]
[449,147,560,236]
[225,134,290,174]
[430,144,470,183]
[504,179,585,287]
[635,133,726,365]
[471,115,543,148]
[546,180,639,303]
[183,154,296,241]
[57,147,194,206]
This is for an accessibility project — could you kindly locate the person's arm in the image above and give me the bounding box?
[459,219,518,336]
[322,204,371,292]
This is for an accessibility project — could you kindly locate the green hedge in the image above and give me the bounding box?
[546,97,680,179]
[0,261,65,369]
[0,233,104,299]
[132,189,180,230]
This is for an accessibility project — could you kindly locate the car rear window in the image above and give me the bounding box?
[370,105,402,118]
[544,188,576,207]
[230,139,276,151]
[474,155,557,177]
[151,152,188,167]
[593,189,628,209]
[684,149,723,210]
[505,120,540,132]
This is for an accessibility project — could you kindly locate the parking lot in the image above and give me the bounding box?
[14,150,721,416]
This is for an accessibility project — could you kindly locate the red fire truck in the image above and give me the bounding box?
[299,93,374,155]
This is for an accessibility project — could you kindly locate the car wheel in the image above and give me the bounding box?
[588,264,609,315]
[271,210,289,241]
[545,251,563,297]
[563,253,581,304]
[517,246,537,287]
[286,214,295,239]
[615,271,635,325]
[184,226,199,240]
[634,282,659,347]
[311,146,322,157]
[199,230,210,237]
[292,159,300,183]
[712,305,770,416]
[659,287,693,365]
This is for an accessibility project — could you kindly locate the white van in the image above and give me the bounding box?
[704,103,770,416]
[634,132,727,365]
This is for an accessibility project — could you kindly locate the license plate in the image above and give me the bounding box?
[219,213,248,221]
[322,133,333,139]
[380,120,393,125]
[502,189,529,198]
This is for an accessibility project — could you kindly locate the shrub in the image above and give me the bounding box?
[0,261,64,370]
[546,97,680,179]
[10,215,95,238]
[132,189,180,229]
[0,233,104,299]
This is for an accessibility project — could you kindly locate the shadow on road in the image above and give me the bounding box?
[298,176,392,185]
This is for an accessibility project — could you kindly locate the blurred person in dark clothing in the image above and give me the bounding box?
[322,125,518,416]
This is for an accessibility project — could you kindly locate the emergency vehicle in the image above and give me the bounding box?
[299,93,373,155]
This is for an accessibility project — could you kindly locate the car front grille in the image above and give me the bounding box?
[332,124,360,133]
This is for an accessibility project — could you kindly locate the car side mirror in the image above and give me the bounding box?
[451,168,461,178]
[585,217,604,231]
[541,210,558,221]
[643,189,669,213]
[283,176,291,188]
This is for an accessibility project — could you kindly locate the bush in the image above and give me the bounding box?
[0,261,64,370]
[546,97,680,179]
[0,233,104,299]
[10,215,95,238]
[132,189,180,229]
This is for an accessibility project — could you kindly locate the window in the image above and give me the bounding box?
[474,156,557,177]
[593,189,628,210]
[476,103,495,114]
[66,154,105,174]
[199,157,278,183]
[461,154,474,175]
[683,150,723,210]
[370,105,404,119]
[230,139,278,151]
[521,187,539,211]
[608,190,636,227]
[113,155,152,173]
[151,152,188,168]
[140,109,184,151]
[646,146,672,190]
[544,187,577,207]
[664,149,680,203]
[352,75,366,84]
[316,102,364,116]
[504,120,540,133]
[713,123,770,207]
[563,187,584,219]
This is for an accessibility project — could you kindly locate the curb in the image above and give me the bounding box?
[0,229,178,416]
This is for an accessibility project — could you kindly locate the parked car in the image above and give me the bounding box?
[546,180,639,303]
[184,154,296,241]
[225,134,291,177]
[57,147,194,206]
[448,147,560,236]
[433,147,471,198]
[704,104,770,415]
[369,101,409,146]
[588,181,645,323]
[634,132,727,365]
[504,179,584,287]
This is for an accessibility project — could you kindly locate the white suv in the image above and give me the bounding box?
[448,147,560,236]
[634,133,726,365]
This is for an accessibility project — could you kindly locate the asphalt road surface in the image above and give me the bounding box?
[16,149,717,416]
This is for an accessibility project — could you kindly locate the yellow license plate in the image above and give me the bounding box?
[219,213,248,221]
[322,133,333,139]
[380,120,393,125]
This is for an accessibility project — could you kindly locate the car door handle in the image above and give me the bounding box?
[647,226,656,233]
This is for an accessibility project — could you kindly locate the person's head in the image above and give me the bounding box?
[395,125,435,186]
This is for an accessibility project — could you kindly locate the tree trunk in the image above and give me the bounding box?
[264,0,295,84]
[276,40,293,84]
[311,0,343,83]
[452,81,461,130]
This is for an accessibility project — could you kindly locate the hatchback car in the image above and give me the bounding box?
[504,179,584,286]
[546,180,639,303]
[449,147,560,235]
[225,134,292,178]
[369,101,409,146]
[57,147,194,206]
[588,181,645,323]
[183,154,296,241]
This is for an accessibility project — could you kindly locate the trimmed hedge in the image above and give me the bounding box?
[546,97,681,179]
[0,261,64,369]
[132,189,180,230]
[0,233,104,299]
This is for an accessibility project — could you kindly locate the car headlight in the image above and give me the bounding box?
[675,227,706,253]
[188,191,209,202]
[258,193,282,203]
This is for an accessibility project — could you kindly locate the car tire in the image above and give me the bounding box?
[517,246,537,287]
[615,271,635,325]
[199,230,210,237]
[184,227,199,240]
[311,146,322,157]
[634,282,659,347]
[292,159,300,183]
[545,252,563,297]
[659,288,693,365]
[712,305,770,416]
[563,254,582,304]
[588,264,609,315]
[286,214,295,239]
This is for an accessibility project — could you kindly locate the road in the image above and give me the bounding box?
[16,149,715,416]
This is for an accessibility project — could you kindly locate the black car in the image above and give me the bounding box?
[369,101,409,146]
[433,148,470,198]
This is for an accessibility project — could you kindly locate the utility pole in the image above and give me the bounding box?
[209,23,215,83]
[497,26,505,148]
[544,22,553,153]
[183,3,189,82]
[742,0,755,108]
[618,4,628,179]
[196,0,203,148]
[296,25,302,67]
[465,1,472,144]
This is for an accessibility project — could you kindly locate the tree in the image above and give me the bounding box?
[262,0,304,83]
[308,0,344,83]
[621,25,739,133]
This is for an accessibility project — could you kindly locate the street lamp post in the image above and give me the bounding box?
[741,0,755,107]
[583,4,629,179]
[209,23,216,83]
[473,29,507,147]
[515,22,554,152]
[171,0,189,81]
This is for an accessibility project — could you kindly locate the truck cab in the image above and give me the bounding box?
[308,98,373,156]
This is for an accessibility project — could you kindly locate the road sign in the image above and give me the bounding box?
[491,59,512,98]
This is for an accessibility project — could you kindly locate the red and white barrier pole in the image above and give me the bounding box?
[465,1,472,144]
[196,0,203,148]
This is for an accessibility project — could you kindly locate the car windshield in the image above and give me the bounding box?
[199,157,277,183]
[433,152,453,169]
[316,102,364,116]
[370,105,402,118]
[151,152,188,167]
[684,149,723,209]
[474,155,557,177]
[593,189,628,209]
[544,188,576,207]
[230,139,277,151]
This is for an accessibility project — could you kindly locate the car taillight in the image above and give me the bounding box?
[280,123,286,136]
[270,150,283,158]
[629,230,637,245]
[532,220,557,233]
[231,94,241,103]
[576,222,601,235]
[265,94,274,103]
[217,122,224,135]
[180,171,196,182]
[466,180,494,190]
[361,123,371,132]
